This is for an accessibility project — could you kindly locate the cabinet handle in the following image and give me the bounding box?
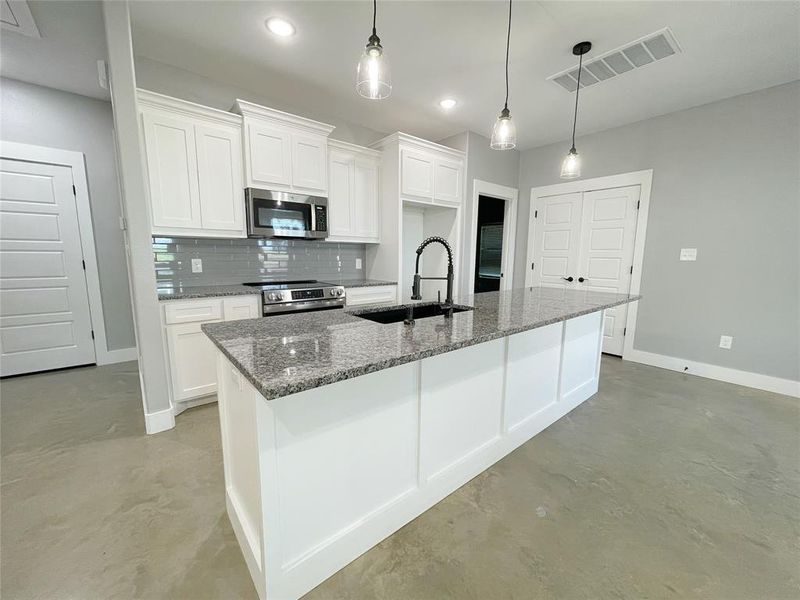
[562,276,574,282]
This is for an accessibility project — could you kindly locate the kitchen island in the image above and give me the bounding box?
[203,287,639,600]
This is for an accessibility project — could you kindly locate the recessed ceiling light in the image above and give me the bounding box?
[265,17,295,37]
[439,98,457,110]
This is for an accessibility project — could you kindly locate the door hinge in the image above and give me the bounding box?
[72,185,76,196]
[636,200,640,209]
[534,210,538,218]
[91,330,95,340]
[629,265,633,274]
[82,259,86,270]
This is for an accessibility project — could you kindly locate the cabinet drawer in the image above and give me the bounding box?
[345,285,398,307]
[164,298,223,324]
[223,296,261,320]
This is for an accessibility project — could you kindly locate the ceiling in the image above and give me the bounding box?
[0,0,110,100]
[1,2,797,149]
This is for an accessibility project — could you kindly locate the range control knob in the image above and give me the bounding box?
[330,288,338,297]
[268,292,280,301]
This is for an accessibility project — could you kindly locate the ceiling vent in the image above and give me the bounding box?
[548,28,681,92]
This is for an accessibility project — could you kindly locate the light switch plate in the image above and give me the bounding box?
[356,258,362,270]
[680,248,697,261]
[719,335,733,350]
[191,258,203,273]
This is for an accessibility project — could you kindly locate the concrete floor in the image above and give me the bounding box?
[2,358,798,599]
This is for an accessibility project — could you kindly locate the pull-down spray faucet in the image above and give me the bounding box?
[410,236,455,317]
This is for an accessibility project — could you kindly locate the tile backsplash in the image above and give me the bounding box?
[153,237,367,288]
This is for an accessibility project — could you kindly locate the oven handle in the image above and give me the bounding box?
[262,298,346,316]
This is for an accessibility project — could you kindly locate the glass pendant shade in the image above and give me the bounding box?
[490,108,517,150]
[560,147,581,179]
[356,39,391,100]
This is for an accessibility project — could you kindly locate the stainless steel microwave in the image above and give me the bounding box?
[245,188,328,240]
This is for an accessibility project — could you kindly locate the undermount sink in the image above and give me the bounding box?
[354,303,473,325]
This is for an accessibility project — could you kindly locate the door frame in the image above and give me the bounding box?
[525,169,653,361]
[0,140,117,366]
[467,179,518,294]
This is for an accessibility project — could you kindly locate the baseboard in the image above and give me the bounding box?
[624,349,800,398]
[96,346,138,366]
[144,407,176,434]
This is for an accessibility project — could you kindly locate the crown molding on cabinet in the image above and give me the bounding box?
[370,131,466,160]
[328,138,382,157]
[136,89,243,126]
[232,99,335,136]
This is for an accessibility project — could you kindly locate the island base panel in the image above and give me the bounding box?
[216,310,604,600]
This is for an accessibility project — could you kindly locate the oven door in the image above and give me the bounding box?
[246,189,327,239]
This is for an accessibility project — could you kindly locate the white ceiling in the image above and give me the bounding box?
[0,0,109,100]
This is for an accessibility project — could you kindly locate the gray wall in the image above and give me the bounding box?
[441,131,521,294]
[0,77,136,351]
[134,57,387,147]
[153,237,366,288]
[515,82,800,381]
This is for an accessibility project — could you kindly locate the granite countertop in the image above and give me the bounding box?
[202,287,640,401]
[157,279,397,301]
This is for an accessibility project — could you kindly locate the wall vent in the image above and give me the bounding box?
[548,28,681,92]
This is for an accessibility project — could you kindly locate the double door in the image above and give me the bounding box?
[528,185,640,355]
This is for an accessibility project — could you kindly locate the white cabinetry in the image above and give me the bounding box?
[163,295,260,406]
[327,140,381,243]
[368,133,466,303]
[345,285,397,307]
[234,99,335,196]
[139,90,245,238]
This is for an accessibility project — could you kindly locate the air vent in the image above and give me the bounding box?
[548,28,681,92]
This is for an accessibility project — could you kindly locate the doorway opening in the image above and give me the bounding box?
[466,180,518,296]
[474,195,505,292]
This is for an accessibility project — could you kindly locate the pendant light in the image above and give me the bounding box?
[560,41,592,179]
[490,0,516,150]
[356,0,391,100]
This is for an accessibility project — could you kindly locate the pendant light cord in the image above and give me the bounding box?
[372,0,377,36]
[503,0,512,110]
[571,51,583,150]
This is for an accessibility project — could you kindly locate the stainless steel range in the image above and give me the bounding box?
[242,280,346,316]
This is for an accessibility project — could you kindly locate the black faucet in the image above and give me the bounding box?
[411,236,455,318]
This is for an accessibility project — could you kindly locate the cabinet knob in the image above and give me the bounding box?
[578,277,587,283]
[562,276,574,282]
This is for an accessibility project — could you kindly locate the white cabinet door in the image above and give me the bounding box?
[578,186,639,356]
[433,158,462,205]
[529,192,583,289]
[142,111,202,230]
[195,123,245,235]
[353,157,379,239]
[292,134,328,194]
[248,123,292,188]
[166,321,220,401]
[328,149,354,237]
[400,148,434,201]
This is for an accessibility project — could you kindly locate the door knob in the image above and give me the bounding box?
[578,277,587,282]
[562,276,574,282]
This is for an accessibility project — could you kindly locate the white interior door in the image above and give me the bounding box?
[528,192,583,288]
[0,158,95,375]
[578,186,640,355]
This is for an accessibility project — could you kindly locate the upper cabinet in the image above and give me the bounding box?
[394,134,465,207]
[327,140,380,243]
[233,100,335,196]
[139,90,245,238]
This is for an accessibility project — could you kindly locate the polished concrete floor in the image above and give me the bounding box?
[2,358,798,599]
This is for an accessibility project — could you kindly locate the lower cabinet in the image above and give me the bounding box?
[345,285,398,307]
[163,295,260,404]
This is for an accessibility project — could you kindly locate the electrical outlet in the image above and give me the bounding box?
[356,258,362,270]
[680,248,697,261]
[191,258,203,273]
[719,335,733,350]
